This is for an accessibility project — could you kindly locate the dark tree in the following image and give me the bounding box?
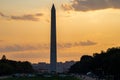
[69,55,93,74]
[0,56,34,76]
[69,47,120,79]
[1,55,7,60]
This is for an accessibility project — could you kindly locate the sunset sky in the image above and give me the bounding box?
[0,0,120,63]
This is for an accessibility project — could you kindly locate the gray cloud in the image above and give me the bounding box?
[58,43,73,48]
[35,13,43,16]
[62,0,120,11]
[0,12,43,21]
[61,4,73,11]
[0,40,97,52]
[0,12,5,17]
[58,40,97,48]
[13,52,49,59]
[0,12,8,18]
[0,44,48,52]
[79,40,97,46]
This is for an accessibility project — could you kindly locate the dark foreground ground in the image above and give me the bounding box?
[0,76,80,80]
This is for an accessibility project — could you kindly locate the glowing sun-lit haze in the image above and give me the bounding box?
[0,0,120,63]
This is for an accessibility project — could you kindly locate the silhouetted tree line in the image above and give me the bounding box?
[0,56,34,76]
[69,47,120,79]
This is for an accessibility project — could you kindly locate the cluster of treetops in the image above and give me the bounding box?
[0,55,34,76]
[69,47,120,79]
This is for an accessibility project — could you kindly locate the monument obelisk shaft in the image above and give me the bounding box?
[50,4,57,73]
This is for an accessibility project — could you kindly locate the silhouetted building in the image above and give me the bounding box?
[32,62,50,73]
[50,4,57,73]
[32,61,76,73]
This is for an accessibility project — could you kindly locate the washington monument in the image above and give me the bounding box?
[50,4,57,73]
